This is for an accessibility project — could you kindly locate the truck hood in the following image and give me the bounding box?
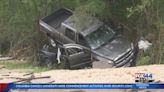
[92,37,132,61]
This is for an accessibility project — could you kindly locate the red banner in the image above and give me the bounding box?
[0,83,8,92]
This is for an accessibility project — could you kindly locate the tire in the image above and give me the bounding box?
[84,63,92,69]
[130,58,137,67]
[45,58,53,69]
[88,63,93,68]
[39,44,56,68]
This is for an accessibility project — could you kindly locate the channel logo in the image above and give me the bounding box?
[135,73,154,83]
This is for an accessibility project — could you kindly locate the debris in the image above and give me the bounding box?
[138,38,152,51]
[0,57,13,61]
[154,80,161,83]
[143,69,148,71]
[23,72,34,76]
[48,80,55,83]
[0,66,5,69]
[11,76,51,83]
[1,74,10,76]
[8,77,24,80]
[0,78,3,80]
[154,80,164,83]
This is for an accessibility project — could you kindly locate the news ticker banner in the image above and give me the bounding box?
[0,83,164,92]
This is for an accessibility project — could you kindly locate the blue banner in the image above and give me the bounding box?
[1,83,164,92]
[6,83,164,90]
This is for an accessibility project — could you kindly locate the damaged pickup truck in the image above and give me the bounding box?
[39,8,138,69]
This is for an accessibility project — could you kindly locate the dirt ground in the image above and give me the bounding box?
[0,64,164,92]
[0,64,164,83]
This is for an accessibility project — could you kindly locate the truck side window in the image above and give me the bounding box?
[67,48,83,56]
[65,28,75,41]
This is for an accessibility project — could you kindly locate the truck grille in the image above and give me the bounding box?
[115,49,134,67]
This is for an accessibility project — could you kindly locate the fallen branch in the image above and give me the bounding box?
[0,66,5,69]
[23,72,33,76]
[11,76,51,83]
[8,77,24,80]
[0,78,3,80]
[47,80,55,83]
[154,80,164,83]
[1,74,10,76]
[0,57,13,61]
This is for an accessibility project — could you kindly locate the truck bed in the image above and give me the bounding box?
[40,8,72,33]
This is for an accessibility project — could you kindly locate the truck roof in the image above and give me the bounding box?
[62,16,103,36]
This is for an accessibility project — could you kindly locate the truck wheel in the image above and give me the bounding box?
[88,63,93,68]
[39,45,52,67]
[45,58,53,69]
[130,59,136,67]
[84,63,92,69]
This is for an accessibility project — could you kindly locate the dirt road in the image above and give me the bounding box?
[0,64,164,92]
[0,64,164,83]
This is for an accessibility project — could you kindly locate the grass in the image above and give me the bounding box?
[136,56,151,66]
[0,60,50,72]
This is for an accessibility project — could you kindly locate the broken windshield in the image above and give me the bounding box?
[85,25,115,49]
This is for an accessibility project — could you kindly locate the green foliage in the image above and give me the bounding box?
[0,60,49,72]
[0,0,58,57]
[0,0,164,66]
[137,56,151,65]
[126,0,164,65]
[137,47,155,65]
[69,0,105,31]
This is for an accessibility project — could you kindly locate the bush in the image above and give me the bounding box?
[137,56,151,65]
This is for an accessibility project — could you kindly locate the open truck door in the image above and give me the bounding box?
[62,44,92,69]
